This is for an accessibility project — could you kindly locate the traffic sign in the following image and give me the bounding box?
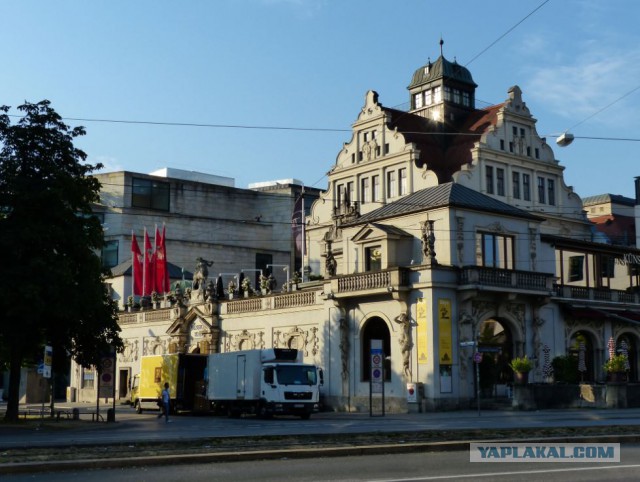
[473,352,483,363]
[460,341,476,347]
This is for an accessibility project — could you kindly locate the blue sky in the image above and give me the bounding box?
[2,0,639,198]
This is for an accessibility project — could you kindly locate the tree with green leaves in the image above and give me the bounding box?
[0,100,122,421]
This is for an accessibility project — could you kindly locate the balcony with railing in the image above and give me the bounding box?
[553,285,640,305]
[330,267,410,298]
[458,266,555,294]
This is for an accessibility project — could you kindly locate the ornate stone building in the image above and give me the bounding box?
[72,51,640,411]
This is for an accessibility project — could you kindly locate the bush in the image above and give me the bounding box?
[603,354,628,373]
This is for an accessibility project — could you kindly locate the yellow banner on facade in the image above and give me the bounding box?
[416,298,428,364]
[438,298,452,365]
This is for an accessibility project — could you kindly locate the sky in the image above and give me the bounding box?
[2,0,639,198]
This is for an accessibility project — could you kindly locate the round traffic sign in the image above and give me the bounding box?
[473,352,483,363]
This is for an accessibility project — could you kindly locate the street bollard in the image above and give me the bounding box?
[107,408,115,423]
[72,408,79,420]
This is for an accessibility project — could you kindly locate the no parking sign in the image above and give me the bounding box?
[371,340,384,394]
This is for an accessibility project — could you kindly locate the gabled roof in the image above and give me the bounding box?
[378,103,503,183]
[344,182,542,226]
[110,260,192,279]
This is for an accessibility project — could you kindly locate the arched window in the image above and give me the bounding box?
[569,331,595,382]
[361,317,391,381]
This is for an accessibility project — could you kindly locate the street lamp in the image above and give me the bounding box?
[556,132,575,147]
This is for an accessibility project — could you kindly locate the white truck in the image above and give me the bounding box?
[206,348,322,419]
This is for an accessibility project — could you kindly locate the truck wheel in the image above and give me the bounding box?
[135,401,142,414]
[258,404,272,419]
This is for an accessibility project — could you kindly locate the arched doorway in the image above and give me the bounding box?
[477,318,514,397]
[616,333,637,382]
[361,317,391,381]
[569,331,595,382]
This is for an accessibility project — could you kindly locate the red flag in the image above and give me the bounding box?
[155,225,170,294]
[131,233,143,296]
[143,229,155,296]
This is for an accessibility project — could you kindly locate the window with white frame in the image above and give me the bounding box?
[523,173,531,201]
[496,168,505,196]
[547,178,555,206]
[372,175,380,203]
[399,168,407,195]
[485,166,494,194]
[361,177,370,204]
[387,170,396,198]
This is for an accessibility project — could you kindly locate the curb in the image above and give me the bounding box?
[2,434,640,475]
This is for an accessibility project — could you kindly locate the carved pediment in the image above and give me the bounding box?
[351,223,411,244]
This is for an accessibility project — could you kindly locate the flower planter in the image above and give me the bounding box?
[514,371,529,385]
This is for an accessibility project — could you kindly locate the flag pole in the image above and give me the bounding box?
[142,227,146,297]
[131,230,135,304]
[301,185,305,283]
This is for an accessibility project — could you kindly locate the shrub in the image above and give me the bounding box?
[551,355,579,383]
[509,356,532,373]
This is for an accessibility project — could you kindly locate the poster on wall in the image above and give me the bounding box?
[416,298,428,364]
[438,298,452,365]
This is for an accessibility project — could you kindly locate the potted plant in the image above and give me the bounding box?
[241,277,252,297]
[603,354,628,383]
[227,280,236,300]
[126,295,135,312]
[151,291,159,308]
[509,355,532,384]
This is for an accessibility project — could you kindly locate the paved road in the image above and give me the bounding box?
[2,402,640,449]
[3,444,640,481]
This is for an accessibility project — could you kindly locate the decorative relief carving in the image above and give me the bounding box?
[394,312,413,378]
[118,339,139,363]
[225,329,265,352]
[273,325,316,357]
[339,317,349,380]
[143,337,166,356]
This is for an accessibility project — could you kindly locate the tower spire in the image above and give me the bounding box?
[439,37,444,57]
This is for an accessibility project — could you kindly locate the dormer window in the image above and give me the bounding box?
[462,91,470,107]
[444,86,451,102]
[453,89,461,104]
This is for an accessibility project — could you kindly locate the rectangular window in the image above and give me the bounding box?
[462,91,470,107]
[414,93,423,109]
[599,255,615,278]
[372,175,380,202]
[132,178,170,211]
[520,128,525,136]
[444,86,452,102]
[509,142,514,153]
[384,143,390,155]
[535,148,540,159]
[512,171,520,199]
[336,183,345,207]
[569,255,584,282]
[453,89,461,104]
[478,233,514,269]
[523,173,531,201]
[512,126,518,136]
[347,181,354,204]
[365,246,382,272]
[399,168,407,195]
[433,86,441,103]
[485,166,494,194]
[547,178,555,206]
[101,240,119,269]
[387,171,396,198]
[361,178,370,204]
[500,139,505,151]
[538,177,546,203]
[424,89,432,105]
[526,146,531,157]
[496,168,505,196]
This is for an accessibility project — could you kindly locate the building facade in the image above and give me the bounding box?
[71,53,640,411]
